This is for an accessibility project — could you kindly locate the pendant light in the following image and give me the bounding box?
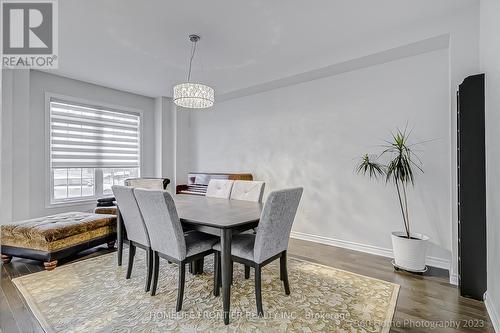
[173,34,215,109]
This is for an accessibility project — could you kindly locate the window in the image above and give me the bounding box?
[49,98,141,204]
[102,167,139,195]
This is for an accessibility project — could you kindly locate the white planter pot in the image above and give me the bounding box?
[391,231,429,272]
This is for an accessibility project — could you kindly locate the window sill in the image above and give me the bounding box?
[46,198,97,209]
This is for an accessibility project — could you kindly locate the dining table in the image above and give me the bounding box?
[116,193,263,325]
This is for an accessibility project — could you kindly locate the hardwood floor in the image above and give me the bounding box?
[288,238,494,333]
[0,239,494,332]
[0,245,115,333]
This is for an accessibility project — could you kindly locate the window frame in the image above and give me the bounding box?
[45,92,144,207]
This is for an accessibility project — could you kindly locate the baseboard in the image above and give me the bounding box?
[449,273,459,286]
[485,292,500,333]
[290,231,451,272]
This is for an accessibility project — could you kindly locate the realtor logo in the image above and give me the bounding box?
[1,0,58,68]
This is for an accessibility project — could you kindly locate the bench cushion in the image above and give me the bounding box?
[1,212,116,252]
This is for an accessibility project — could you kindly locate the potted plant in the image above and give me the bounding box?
[356,128,428,273]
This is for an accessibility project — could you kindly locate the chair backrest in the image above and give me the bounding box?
[125,178,169,190]
[112,185,150,246]
[253,188,303,263]
[133,189,187,261]
[230,180,265,203]
[206,179,234,199]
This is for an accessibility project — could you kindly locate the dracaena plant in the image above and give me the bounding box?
[356,128,423,239]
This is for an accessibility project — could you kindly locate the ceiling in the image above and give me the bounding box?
[53,0,476,98]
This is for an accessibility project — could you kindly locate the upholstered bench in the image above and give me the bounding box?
[1,212,116,270]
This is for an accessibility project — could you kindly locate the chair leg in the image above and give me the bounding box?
[189,261,194,275]
[255,265,264,317]
[244,265,250,279]
[213,253,220,296]
[230,261,234,285]
[151,252,160,296]
[117,213,123,266]
[189,258,204,275]
[126,243,136,279]
[145,248,153,292]
[217,253,222,289]
[176,262,186,312]
[280,251,290,295]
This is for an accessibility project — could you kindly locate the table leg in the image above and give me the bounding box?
[117,209,123,266]
[220,229,232,325]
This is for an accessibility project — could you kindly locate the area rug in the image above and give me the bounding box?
[12,250,399,332]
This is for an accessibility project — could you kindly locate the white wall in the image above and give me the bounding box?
[176,5,480,279]
[0,70,157,223]
[480,0,500,330]
[1,70,30,224]
[175,106,192,189]
[154,97,175,182]
[0,4,480,282]
[189,49,452,264]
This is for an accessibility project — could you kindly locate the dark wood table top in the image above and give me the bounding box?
[173,194,263,229]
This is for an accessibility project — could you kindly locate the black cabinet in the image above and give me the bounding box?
[457,74,486,300]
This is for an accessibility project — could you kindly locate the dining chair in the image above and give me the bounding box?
[133,188,219,311]
[230,180,265,202]
[212,187,303,316]
[112,185,153,292]
[115,177,170,267]
[229,180,266,279]
[205,179,234,199]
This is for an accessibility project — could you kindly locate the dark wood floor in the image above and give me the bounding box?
[288,239,494,333]
[0,239,494,332]
[1,246,115,333]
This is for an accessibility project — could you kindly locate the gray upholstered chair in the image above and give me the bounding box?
[115,177,169,266]
[229,180,266,277]
[112,185,153,292]
[205,179,234,199]
[213,187,303,316]
[230,180,265,202]
[133,189,219,311]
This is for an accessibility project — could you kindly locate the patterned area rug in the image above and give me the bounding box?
[13,250,399,332]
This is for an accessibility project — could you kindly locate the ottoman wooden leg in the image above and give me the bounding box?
[107,240,116,249]
[44,260,58,271]
[1,254,12,264]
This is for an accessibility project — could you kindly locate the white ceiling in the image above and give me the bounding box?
[53,0,476,98]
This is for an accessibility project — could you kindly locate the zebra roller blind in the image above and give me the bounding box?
[49,99,141,169]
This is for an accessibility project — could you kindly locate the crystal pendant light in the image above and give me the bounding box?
[173,35,214,109]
